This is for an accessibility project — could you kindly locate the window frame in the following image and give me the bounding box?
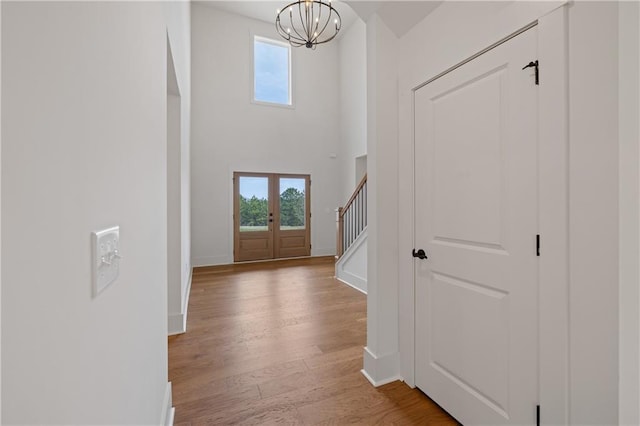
[251,35,294,108]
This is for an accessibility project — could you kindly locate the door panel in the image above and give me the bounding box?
[234,173,273,262]
[274,175,311,258]
[432,67,505,247]
[234,173,311,262]
[414,28,538,425]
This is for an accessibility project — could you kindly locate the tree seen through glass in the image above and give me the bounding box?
[239,177,269,232]
[238,176,305,231]
[279,178,305,230]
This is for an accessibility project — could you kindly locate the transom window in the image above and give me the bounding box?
[253,36,292,106]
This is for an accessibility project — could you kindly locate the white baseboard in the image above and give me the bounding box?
[168,312,184,336]
[336,277,367,295]
[361,346,402,387]
[192,254,336,268]
[168,268,192,336]
[160,382,174,426]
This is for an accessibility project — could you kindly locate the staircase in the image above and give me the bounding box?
[335,174,368,293]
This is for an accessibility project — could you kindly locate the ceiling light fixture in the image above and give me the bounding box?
[275,0,341,49]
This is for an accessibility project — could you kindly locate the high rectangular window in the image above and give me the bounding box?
[253,36,292,106]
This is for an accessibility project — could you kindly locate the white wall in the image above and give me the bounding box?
[568,3,619,423]
[338,19,367,203]
[1,2,186,423]
[618,2,640,423]
[336,229,367,293]
[376,0,628,423]
[191,4,341,266]
[165,1,192,335]
[362,14,400,386]
[0,2,3,420]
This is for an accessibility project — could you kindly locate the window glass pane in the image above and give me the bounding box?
[239,176,269,232]
[254,38,290,105]
[279,178,305,230]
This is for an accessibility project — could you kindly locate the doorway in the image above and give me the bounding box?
[413,26,539,424]
[233,172,311,262]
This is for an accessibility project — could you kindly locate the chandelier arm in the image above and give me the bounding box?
[277,19,305,45]
[311,1,321,40]
[320,3,341,42]
[312,25,340,45]
[275,17,290,41]
[307,2,314,40]
[298,3,309,41]
[289,8,308,43]
[279,7,303,43]
[312,10,332,42]
[313,30,339,44]
[330,4,342,31]
[309,2,314,40]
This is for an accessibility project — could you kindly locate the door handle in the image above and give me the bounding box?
[412,249,428,260]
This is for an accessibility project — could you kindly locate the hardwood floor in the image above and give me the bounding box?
[169,256,457,425]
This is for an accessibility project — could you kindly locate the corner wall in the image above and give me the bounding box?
[568,3,619,423]
[618,2,640,423]
[338,18,367,203]
[362,14,400,386]
[0,2,3,420]
[2,2,173,423]
[190,4,341,266]
[165,1,192,335]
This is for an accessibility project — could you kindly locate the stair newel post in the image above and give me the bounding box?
[337,207,344,258]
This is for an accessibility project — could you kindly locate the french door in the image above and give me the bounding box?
[233,172,311,262]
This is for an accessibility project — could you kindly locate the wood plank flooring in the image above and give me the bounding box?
[169,256,457,425]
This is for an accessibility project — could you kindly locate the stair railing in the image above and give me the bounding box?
[336,174,367,258]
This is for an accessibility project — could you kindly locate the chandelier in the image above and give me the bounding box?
[275,0,342,49]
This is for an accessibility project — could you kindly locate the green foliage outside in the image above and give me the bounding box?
[279,187,305,227]
[239,195,268,227]
[239,187,305,230]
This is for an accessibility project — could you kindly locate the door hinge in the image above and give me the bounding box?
[522,60,539,85]
[536,404,540,426]
[536,234,541,257]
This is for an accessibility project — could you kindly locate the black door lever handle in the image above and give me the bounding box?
[412,249,428,260]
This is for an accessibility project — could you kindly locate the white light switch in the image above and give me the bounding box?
[92,226,120,297]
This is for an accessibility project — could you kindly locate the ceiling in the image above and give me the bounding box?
[345,1,442,38]
[195,1,359,36]
[195,1,443,40]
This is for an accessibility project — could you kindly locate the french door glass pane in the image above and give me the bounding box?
[279,177,305,230]
[239,176,269,232]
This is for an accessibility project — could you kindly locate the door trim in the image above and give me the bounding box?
[412,21,538,92]
[401,7,569,424]
[233,171,311,262]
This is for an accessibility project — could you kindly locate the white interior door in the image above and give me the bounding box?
[414,27,539,425]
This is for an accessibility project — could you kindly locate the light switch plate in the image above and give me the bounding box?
[92,226,120,297]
